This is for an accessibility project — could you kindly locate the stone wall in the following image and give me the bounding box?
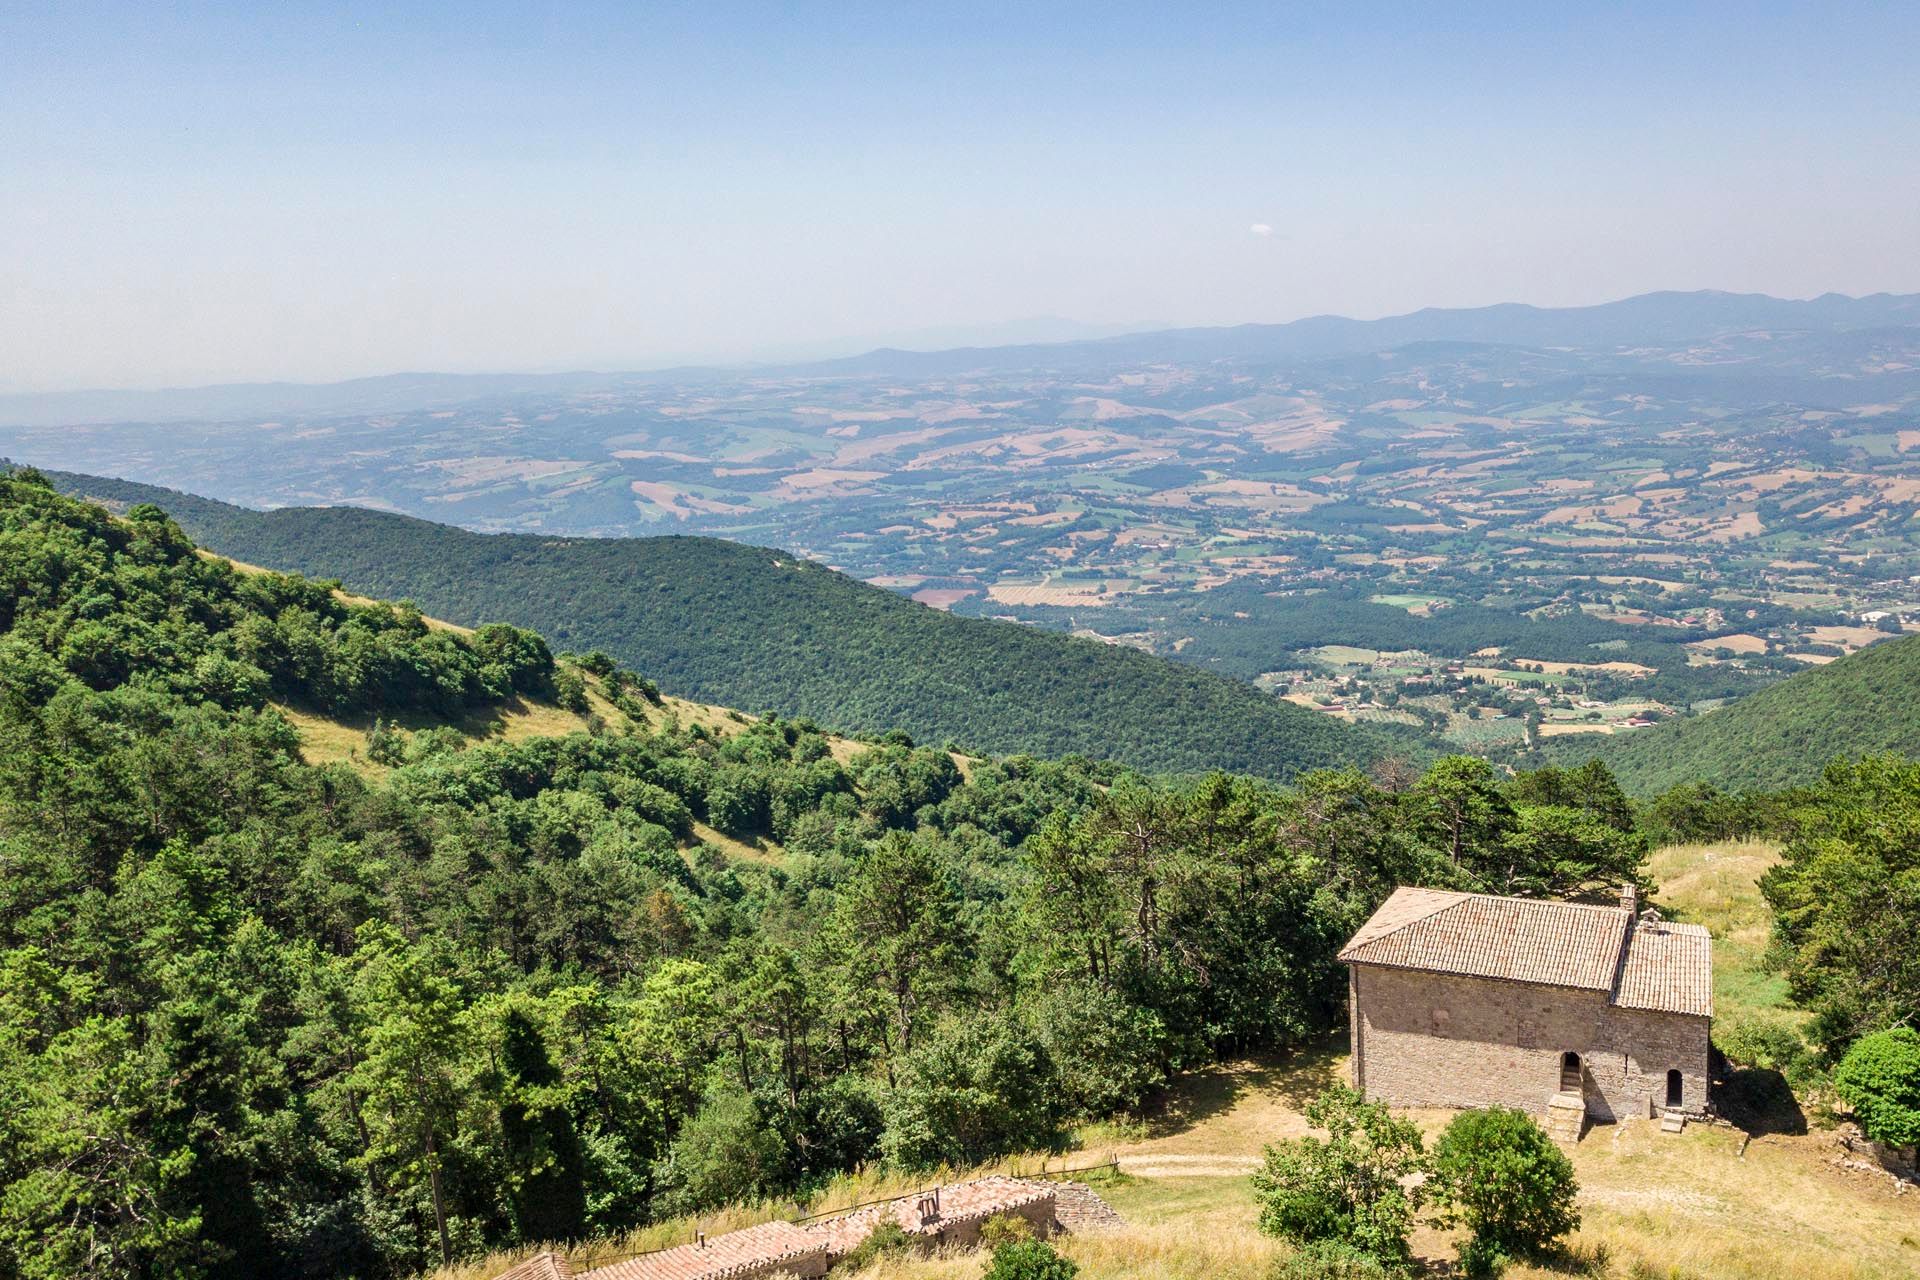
[1348,963,1710,1120]
[925,1199,1057,1248]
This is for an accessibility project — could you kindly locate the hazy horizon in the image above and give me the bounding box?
[6,2,1919,392]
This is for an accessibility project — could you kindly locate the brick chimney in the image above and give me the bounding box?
[1619,884,1638,914]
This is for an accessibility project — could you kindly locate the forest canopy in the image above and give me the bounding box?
[41,470,1383,780]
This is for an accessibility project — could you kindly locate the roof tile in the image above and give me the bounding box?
[1339,886,1710,1017]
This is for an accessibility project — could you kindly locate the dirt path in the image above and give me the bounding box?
[1116,1154,1262,1178]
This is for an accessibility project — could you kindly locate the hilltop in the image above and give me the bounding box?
[1554,630,1920,793]
[44,469,1381,780]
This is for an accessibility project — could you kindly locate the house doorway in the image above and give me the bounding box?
[1559,1052,1582,1093]
[1665,1069,1683,1108]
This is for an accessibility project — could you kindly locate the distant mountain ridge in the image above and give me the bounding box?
[785,289,1920,379]
[44,468,1384,780]
[7,289,1916,426]
[1555,630,1920,794]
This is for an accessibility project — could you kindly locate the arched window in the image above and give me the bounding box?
[1665,1068,1683,1108]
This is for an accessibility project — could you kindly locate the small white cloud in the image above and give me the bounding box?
[1249,223,1274,237]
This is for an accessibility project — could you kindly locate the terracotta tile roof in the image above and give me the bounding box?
[807,1176,1055,1253]
[494,1254,575,1280]
[572,1178,1055,1280]
[1616,919,1713,1017]
[1339,886,1711,1017]
[583,1222,827,1280]
[901,1176,1054,1229]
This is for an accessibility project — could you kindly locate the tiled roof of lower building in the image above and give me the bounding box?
[583,1222,825,1280]
[1338,886,1711,1017]
[1616,917,1713,1017]
[493,1253,575,1280]
[570,1177,1057,1280]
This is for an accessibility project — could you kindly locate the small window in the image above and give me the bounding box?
[1665,1068,1683,1108]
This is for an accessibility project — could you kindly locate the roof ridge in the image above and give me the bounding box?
[1340,886,1633,995]
[1452,889,1627,915]
[1391,888,1470,930]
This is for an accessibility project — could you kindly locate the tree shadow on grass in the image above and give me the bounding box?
[1138,1033,1347,1140]
[1715,1066,1807,1138]
[1414,1241,1610,1278]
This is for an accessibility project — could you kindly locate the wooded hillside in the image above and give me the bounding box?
[1554,631,1920,793]
[45,470,1382,781]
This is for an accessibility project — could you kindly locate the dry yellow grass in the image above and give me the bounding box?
[274,691,612,775]
[690,820,784,864]
[1646,841,1799,1026]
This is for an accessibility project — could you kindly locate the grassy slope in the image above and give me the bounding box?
[49,471,1377,781]
[1554,632,1920,794]
[203,550,761,774]
[442,841,1920,1280]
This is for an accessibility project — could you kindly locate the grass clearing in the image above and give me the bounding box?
[1647,841,1798,1026]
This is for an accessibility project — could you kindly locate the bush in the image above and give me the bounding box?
[880,1013,1062,1170]
[832,1220,913,1274]
[1271,1239,1395,1280]
[980,1212,1036,1248]
[650,1084,786,1216]
[364,718,406,766]
[1428,1107,1578,1274]
[1252,1086,1424,1270]
[1715,1013,1815,1085]
[981,1238,1077,1280]
[1833,1026,1920,1161]
[554,665,590,713]
[1024,980,1169,1119]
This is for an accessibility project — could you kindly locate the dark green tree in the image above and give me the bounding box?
[1832,1027,1920,1167]
[1760,756,1920,1047]
[1427,1107,1578,1275]
[498,1007,588,1244]
[1252,1086,1425,1270]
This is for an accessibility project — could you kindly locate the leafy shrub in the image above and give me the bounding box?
[1271,1239,1395,1280]
[365,718,406,765]
[1024,980,1169,1119]
[880,1013,1062,1170]
[1252,1086,1424,1270]
[1428,1107,1578,1274]
[1833,1026,1920,1160]
[1715,1013,1815,1085]
[980,1212,1036,1248]
[553,665,590,713]
[650,1084,786,1216]
[832,1220,913,1274]
[981,1238,1077,1280]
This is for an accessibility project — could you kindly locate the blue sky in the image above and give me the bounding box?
[3,2,1917,389]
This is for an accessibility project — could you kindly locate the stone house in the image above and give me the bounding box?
[1339,885,1711,1134]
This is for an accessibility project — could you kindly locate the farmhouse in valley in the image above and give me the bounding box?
[1339,884,1711,1137]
